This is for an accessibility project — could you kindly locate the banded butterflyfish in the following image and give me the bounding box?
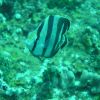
[26,15,70,58]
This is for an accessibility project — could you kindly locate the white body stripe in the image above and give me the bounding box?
[44,16,60,57]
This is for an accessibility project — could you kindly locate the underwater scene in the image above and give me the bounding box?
[0,0,100,100]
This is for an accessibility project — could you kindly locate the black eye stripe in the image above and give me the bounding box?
[31,21,44,52]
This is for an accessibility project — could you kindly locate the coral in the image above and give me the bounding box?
[0,0,99,99]
[0,70,27,100]
[0,13,6,23]
[0,0,14,19]
[32,64,76,100]
[80,70,100,94]
[46,0,84,9]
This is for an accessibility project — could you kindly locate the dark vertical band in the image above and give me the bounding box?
[62,18,70,34]
[50,17,63,56]
[42,15,54,56]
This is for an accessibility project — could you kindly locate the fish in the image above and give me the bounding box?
[26,15,70,58]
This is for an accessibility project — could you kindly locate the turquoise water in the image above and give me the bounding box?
[0,0,100,100]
